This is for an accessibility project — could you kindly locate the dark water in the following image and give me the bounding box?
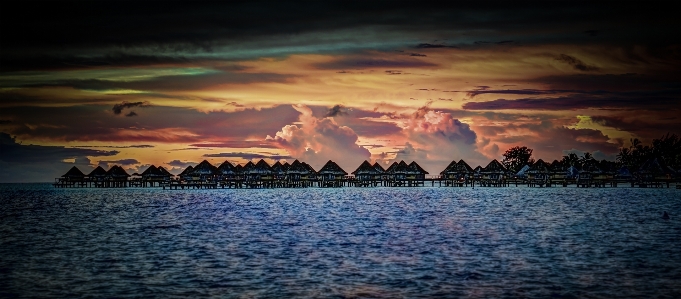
[1,184,680,298]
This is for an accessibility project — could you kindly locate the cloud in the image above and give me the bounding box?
[267,104,371,171]
[203,152,292,160]
[112,101,150,115]
[315,57,437,70]
[97,158,140,166]
[415,43,457,49]
[325,104,348,117]
[125,111,138,117]
[555,54,600,71]
[72,144,155,148]
[0,132,117,182]
[167,160,198,168]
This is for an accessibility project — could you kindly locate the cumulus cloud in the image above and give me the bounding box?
[267,104,370,170]
[386,105,491,172]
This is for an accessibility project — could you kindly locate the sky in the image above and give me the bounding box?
[1,2,680,182]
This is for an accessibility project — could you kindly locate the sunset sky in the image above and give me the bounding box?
[1,2,680,182]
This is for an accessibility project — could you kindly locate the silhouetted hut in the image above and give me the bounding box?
[440,159,473,181]
[107,165,130,181]
[287,160,305,181]
[515,165,530,179]
[388,161,411,180]
[482,159,507,180]
[578,162,601,181]
[407,161,428,180]
[217,161,237,180]
[253,159,274,180]
[385,161,399,180]
[352,160,380,181]
[270,161,286,180]
[473,165,483,179]
[527,159,550,181]
[157,166,172,178]
[241,161,256,180]
[192,160,218,181]
[566,165,579,179]
[61,166,85,181]
[179,165,194,181]
[638,157,673,181]
[318,160,347,181]
[616,166,632,180]
[301,162,317,180]
[88,166,107,181]
[141,165,170,182]
[372,162,387,180]
[549,160,566,180]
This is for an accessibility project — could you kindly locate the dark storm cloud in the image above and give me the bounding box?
[555,54,600,71]
[325,105,349,117]
[125,111,138,117]
[415,43,457,49]
[315,58,436,70]
[2,2,679,71]
[167,160,197,168]
[465,89,575,98]
[203,152,292,160]
[112,101,150,115]
[462,89,681,111]
[73,145,155,149]
[0,132,118,163]
[4,71,295,91]
[591,115,681,136]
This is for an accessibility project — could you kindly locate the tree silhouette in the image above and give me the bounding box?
[502,146,534,172]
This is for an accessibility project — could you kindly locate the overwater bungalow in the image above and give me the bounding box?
[217,161,237,180]
[481,159,507,181]
[318,160,347,187]
[192,160,219,181]
[638,157,673,181]
[157,166,173,179]
[301,162,317,181]
[440,159,473,182]
[179,165,194,181]
[106,165,130,187]
[352,160,381,181]
[253,159,274,180]
[52,166,86,187]
[578,162,601,183]
[87,166,108,181]
[372,162,387,180]
[407,161,428,180]
[527,159,550,181]
[549,160,567,181]
[473,165,483,180]
[270,161,286,180]
[141,165,170,186]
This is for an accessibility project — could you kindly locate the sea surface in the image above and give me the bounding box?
[1,183,680,298]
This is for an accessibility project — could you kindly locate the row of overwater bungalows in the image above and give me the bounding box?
[54,156,680,188]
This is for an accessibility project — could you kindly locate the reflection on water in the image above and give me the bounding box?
[1,184,680,298]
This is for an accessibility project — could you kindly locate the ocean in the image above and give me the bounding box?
[1,183,680,298]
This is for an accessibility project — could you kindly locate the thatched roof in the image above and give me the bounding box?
[639,157,673,175]
[385,162,399,173]
[179,165,194,176]
[107,165,131,177]
[252,159,273,174]
[217,161,236,175]
[482,159,506,173]
[408,161,429,174]
[141,165,165,177]
[441,159,472,175]
[270,161,286,174]
[235,164,244,173]
[549,160,564,172]
[282,162,291,171]
[352,160,379,175]
[440,160,458,175]
[242,161,256,173]
[387,160,411,174]
[580,161,602,174]
[302,162,316,174]
[88,166,107,177]
[473,165,483,173]
[157,166,172,176]
[62,166,85,178]
[528,159,550,174]
[193,160,218,175]
[372,162,385,173]
[287,160,306,174]
[319,160,348,175]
